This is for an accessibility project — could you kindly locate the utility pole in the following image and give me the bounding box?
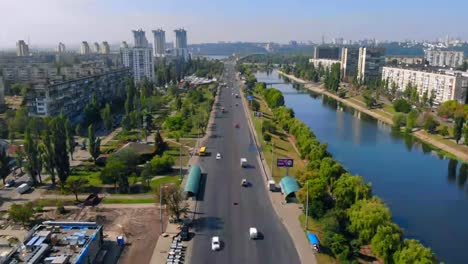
[271,140,275,179]
[305,181,309,231]
[160,184,163,234]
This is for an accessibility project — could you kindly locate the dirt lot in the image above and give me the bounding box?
[49,206,167,264]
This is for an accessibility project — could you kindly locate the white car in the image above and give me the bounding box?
[216,153,221,160]
[211,236,220,251]
[241,179,248,187]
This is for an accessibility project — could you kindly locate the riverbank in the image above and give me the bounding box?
[278,70,468,162]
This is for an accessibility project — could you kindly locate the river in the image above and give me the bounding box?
[255,69,468,264]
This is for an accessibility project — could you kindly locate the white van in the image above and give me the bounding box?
[16,183,30,194]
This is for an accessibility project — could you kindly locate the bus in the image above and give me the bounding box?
[199,146,207,156]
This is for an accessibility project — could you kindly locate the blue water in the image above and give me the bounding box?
[255,70,468,264]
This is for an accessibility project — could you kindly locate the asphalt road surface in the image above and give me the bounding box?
[190,61,300,264]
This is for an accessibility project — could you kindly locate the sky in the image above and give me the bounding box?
[1,0,468,49]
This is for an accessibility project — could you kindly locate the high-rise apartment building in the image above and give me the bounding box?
[357,47,385,81]
[57,42,66,53]
[152,29,166,57]
[382,66,468,104]
[121,30,154,83]
[0,76,5,107]
[101,41,110,54]
[314,46,340,60]
[16,40,29,57]
[174,28,189,61]
[424,50,464,68]
[93,42,100,53]
[80,41,91,55]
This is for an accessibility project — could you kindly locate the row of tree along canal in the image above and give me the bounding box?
[252,69,467,264]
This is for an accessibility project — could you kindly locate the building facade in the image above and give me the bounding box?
[382,66,468,104]
[80,41,91,55]
[57,42,66,53]
[101,41,110,54]
[309,58,341,71]
[152,29,166,57]
[340,47,360,80]
[26,61,130,119]
[314,46,340,60]
[93,42,100,54]
[16,40,29,57]
[121,30,154,83]
[357,47,385,81]
[174,28,189,61]
[424,50,464,68]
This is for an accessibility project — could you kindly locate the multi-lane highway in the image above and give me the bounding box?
[190,61,300,264]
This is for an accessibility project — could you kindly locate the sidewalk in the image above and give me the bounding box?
[239,79,317,264]
[150,85,221,264]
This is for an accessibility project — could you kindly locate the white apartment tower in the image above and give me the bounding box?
[101,41,110,54]
[121,30,155,83]
[152,29,166,57]
[80,41,91,55]
[16,40,29,56]
[93,42,100,54]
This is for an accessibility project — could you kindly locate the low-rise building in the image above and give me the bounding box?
[309,58,340,71]
[4,221,103,264]
[382,66,468,104]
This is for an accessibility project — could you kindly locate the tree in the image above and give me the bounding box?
[100,156,126,192]
[75,123,81,136]
[67,178,89,201]
[363,90,376,108]
[101,103,113,132]
[332,173,372,210]
[0,149,10,185]
[24,129,41,185]
[154,130,167,155]
[392,113,406,131]
[371,223,402,262]
[393,98,412,113]
[88,124,101,162]
[438,125,449,137]
[347,197,392,244]
[155,184,189,222]
[50,115,70,190]
[423,115,439,133]
[405,110,418,133]
[464,124,468,146]
[453,116,465,144]
[9,202,34,227]
[40,131,56,185]
[297,177,331,219]
[65,119,75,160]
[14,149,26,173]
[393,239,435,264]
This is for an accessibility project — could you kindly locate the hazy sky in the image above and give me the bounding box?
[1,0,468,49]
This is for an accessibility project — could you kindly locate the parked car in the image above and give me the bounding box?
[5,179,15,188]
[241,179,248,187]
[211,236,220,251]
[181,225,189,241]
[216,153,222,160]
[16,183,30,194]
[249,227,258,239]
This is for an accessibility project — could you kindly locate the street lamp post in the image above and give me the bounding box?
[305,181,309,231]
[271,140,275,179]
[160,184,164,234]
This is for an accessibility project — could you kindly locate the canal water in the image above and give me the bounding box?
[255,70,468,264]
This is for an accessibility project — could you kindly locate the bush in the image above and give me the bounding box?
[263,133,271,142]
[393,99,412,113]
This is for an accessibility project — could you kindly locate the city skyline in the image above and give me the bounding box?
[1,0,468,49]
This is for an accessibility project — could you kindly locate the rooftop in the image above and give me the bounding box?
[6,221,102,264]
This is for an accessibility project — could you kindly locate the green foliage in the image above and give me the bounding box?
[88,124,101,162]
[263,88,285,108]
[371,223,402,262]
[0,149,10,184]
[298,177,331,219]
[262,120,276,134]
[393,98,412,113]
[66,177,89,201]
[154,130,167,155]
[464,124,468,146]
[24,128,41,185]
[393,239,436,264]
[392,113,406,130]
[347,197,392,244]
[263,133,271,142]
[101,103,113,132]
[363,90,376,108]
[405,110,418,133]
[453,116,465,144]
[438,100,468,119]
[324,63,341,92]
[65,119,75,160]
[423,114,439,133]
[100,157,127,192]
[332,173,372,209]
[144,153,175,176]
[437,125,449,137]
[50,114,70,189]
[84,94,101,126]
[8,202,34,226]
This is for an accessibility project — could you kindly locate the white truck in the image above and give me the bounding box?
[249,227,258,239]
[16,183,30,194]
[268,180,276,191]
[240,158,247,168]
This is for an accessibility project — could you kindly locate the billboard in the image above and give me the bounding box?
[277,158,294,168]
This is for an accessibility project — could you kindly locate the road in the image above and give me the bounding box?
[190,61,300,264]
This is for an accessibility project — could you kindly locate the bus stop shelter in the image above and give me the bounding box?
[184,165,201,197]
[279,176,300,201]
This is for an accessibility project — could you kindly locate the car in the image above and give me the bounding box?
[181,226,189,241]
[241,179,248,187]
[234,123,240,128]
[235,103,238,106]
[211,236,220,251]
[216,153,221,160]
[5,179,15,187]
